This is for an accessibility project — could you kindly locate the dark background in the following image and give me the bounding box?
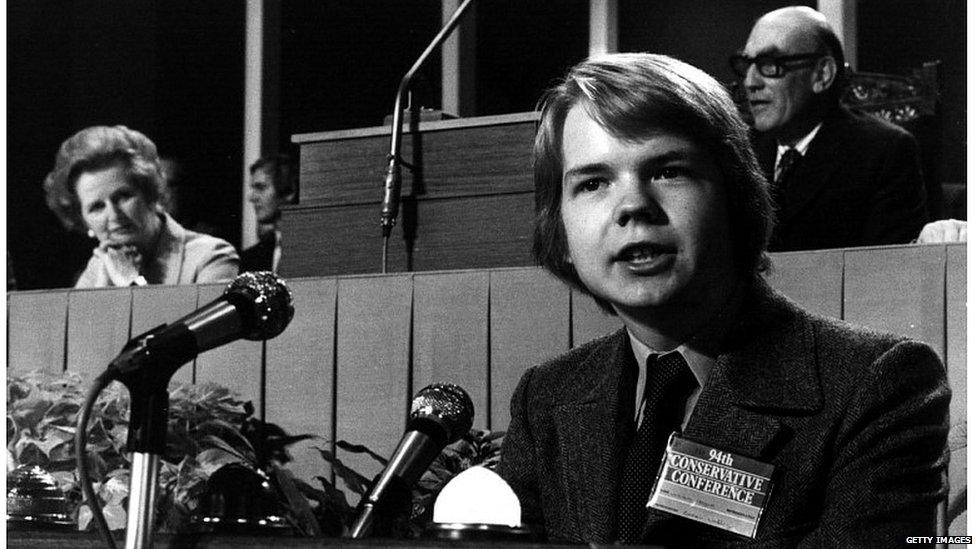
[7,0,966,289]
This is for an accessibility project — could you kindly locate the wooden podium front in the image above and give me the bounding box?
[284,112,540,277]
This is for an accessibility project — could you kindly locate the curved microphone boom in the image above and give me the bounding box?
[108,271,295,381]
[349,383,474,539]
[379,0,476,273]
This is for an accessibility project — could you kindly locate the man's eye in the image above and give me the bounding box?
[575,178,605,193]
[87,202,104,213]
[652,167,685,180]
[757,59,782,76]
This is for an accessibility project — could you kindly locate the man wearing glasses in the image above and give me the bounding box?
[731,6,927,251]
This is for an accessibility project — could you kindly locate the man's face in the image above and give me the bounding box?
[742,17,820,136]
[248,168,281,224]
[558,104,735,317]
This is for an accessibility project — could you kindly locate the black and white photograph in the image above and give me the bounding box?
[6,1,968,547]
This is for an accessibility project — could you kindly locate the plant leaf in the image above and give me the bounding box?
[336,440,388,466]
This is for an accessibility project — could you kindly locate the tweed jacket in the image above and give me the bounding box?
[75,213,239,287]
[498,279,949,547]
[755,107,928,252]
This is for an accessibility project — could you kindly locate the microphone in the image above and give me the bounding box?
[108,271,294,380]
[349,383,474,539]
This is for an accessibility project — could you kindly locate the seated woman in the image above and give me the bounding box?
[44,125,239,287]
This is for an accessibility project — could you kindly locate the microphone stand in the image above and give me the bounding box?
[124,390,168,549]
[380,0,476,273]
[111,326,196,549]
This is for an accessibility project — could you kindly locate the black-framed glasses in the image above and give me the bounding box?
[729,52,824,78]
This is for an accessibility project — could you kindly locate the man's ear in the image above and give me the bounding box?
[811,56,838,94]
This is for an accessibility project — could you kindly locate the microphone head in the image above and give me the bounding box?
[224,271,295,340]
[409,384,474,444]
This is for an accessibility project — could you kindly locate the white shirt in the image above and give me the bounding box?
[271,230,283,273]
[626,330,715,430]
[774,122,823,181]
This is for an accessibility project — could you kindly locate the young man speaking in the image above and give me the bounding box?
[498,53,948,547]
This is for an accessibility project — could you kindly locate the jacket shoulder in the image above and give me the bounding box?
[515,328,627,405]
[837,107,917,144]
[781,292,941,377]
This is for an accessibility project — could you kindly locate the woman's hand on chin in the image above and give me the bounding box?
[94,244,144,286]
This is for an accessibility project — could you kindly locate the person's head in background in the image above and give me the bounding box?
[533,53,772,344]
[248,154,298,237]
[160,157,188,221]
[44,125,165,255]
[732,6,845,144]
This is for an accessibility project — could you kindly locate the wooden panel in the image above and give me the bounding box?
[944,244,966,536]
[413,271,489,429]
[8,290,69,374]
[489,268,570,430]
[571,289,622,347]
[265,277,337,486]
[130,285,199,386]
[945,244,966,420]
[279,192,535,278]
[843,245,945,356]
[335,275,413,493]
[298,119,535,206]
[66,288,131,380]
[766,249,844,319]
[193,284,263,405]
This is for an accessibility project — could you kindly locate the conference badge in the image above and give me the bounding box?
[647,433,775,538]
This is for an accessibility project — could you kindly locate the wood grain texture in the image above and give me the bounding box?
[297,120,535,206]
[279,192,535,278]
[843,245,946,356]
[489,267,570,430]
[571,289,622,348]
[66,288,131,380]
[193,284,263,405]
[265,277,337,486]
[334,274,413,494]
[8,290,69,374]
[412,270,490,430]
[292,111,540,144]
[766,250,844,319]
[130,285,199,385]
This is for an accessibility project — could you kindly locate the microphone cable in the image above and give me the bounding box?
[75,369,119,549]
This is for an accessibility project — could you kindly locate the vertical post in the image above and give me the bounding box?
[589,0,618,56]
[441,0,477,117]
[243,0,263,249]
[818,0,857,70]
[243,0,281,249]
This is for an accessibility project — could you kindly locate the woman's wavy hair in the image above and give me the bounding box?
[43,125,164,232]
[533,53,773,312]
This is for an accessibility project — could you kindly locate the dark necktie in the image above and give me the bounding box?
[617,352,697,543]
[775,147,802,188]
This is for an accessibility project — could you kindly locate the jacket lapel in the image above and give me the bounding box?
[552,329,632,542]
[152,214,186,285]
[645,281,823,538]
[779,111,850,226]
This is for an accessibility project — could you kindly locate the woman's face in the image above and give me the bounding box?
[75,164,160,250]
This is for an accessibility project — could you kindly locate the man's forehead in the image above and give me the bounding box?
[745,16,818,55]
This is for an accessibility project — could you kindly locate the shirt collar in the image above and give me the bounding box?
[625,329,713,389]
[777,122,823,157]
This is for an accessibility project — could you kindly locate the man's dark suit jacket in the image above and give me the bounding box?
[240,234,275,273]
[756,107,928,251]
[498,279,949,547]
